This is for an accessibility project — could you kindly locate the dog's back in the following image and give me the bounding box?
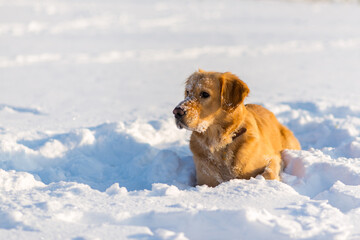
[246,104,301,152]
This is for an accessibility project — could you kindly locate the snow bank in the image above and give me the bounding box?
[2,100,360,238]
[0,119,193,191]
[267,101,360,157]
[3,100,360,193]
[0,172,355,239]
[283,149,360,197]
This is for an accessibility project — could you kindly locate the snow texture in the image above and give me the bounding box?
[1,0,360,239]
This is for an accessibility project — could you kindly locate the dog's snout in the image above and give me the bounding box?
[173,107,186,119]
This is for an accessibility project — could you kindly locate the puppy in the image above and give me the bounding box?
[173,70,300,187]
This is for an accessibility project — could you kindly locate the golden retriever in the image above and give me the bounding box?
[173,70,301,187]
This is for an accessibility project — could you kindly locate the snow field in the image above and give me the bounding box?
[2,101,360,238]
[1,0,360,239]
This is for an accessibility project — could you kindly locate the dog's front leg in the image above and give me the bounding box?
[261,156,282,180]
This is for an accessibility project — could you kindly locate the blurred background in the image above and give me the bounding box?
[0,0,359,131]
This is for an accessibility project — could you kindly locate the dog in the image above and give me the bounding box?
[173,70,301,187]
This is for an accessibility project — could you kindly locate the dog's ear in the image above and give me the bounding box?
[198,68,205,73]
[220,72,249,112]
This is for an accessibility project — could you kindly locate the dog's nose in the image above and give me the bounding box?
[173,107,186,119]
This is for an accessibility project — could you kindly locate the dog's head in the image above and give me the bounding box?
[173,70,249,132]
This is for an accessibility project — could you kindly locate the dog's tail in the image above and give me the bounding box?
[279,125,301,151]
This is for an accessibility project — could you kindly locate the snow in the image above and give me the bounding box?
[1,0,360,239]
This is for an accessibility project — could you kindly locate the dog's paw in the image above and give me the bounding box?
[262,167,280,180]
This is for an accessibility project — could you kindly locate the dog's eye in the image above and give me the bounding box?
[186,90,189,96]
[200,91,210,98]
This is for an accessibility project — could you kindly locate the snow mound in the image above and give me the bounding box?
[0,119,194,191]
[283,149,360,197]
[267,101,360,157]
[0,169,44,192]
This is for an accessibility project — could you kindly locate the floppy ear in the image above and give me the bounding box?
[220,72,249,112]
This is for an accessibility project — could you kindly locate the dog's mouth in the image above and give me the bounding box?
[175,119,202,132]
[175,119,188,130]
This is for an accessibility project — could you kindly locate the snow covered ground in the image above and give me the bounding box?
[1,0,360,239]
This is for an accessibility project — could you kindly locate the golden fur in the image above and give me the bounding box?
[173,70,301,187]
